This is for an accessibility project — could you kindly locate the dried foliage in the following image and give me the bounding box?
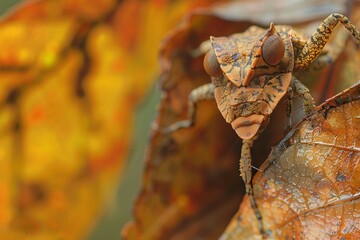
[0,0,224,239]
[123,1,360,239]
[222,81,360,239]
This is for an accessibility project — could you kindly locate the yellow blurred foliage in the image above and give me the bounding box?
[0,0,222,239]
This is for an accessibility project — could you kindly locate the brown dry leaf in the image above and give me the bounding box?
[222,81,360,239]
[123,1,360,239]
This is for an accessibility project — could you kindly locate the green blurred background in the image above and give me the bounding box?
[0,0,19,15]
[87,86,158,240]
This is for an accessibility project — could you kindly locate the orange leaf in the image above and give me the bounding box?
[222,81,360,239]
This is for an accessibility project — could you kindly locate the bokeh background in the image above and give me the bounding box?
[0,0,230,239]
[0,0,154,239]
[0,1,177,240]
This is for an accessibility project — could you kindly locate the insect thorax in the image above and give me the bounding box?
[207,24,295,139]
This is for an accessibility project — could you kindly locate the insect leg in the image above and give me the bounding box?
[286,86,293,132]
[162,83,215,134]
[291,78,315,115]
[304,27,348,71]
[295,13,360,70]
[240,139,266,236]
[191,40,212,57]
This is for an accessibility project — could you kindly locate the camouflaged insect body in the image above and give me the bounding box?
[159,13,360,238]
[210,24,295,140]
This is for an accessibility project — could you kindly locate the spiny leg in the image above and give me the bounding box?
[304,25,349,71]
[291,78,315,115]
[295,13,360,70]
[240,139,266,236]
[286,86,294,133]
[162,83,215,134]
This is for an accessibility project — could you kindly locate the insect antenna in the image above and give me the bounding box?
[251,165,263,172]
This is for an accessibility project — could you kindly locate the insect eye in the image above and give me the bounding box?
[203,49,223,78]
[262,35,285,66]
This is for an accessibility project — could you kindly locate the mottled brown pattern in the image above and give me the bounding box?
[221,81,360,240]
[295,13,360,69]
[207,13,360,237]
[210,24,295,140]
[164,13,360,238]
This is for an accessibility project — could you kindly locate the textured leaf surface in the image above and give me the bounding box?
[222,81,360,239]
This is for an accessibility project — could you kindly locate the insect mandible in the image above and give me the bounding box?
[163,13,360,236]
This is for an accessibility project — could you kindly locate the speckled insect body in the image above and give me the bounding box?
[164,13,360,237]
[210,24,295,140]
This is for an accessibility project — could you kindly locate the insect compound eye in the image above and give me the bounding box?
[203,49,223,78]
[262,34,285,66]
